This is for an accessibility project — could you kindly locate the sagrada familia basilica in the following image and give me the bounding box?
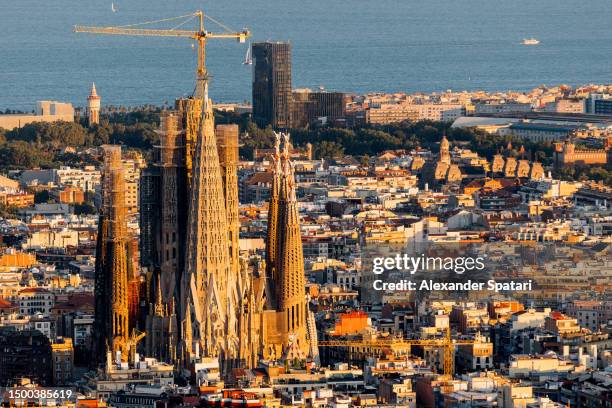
[96,81,318,381]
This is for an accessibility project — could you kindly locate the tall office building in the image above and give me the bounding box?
[252,42,292,129]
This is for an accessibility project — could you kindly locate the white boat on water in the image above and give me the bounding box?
[111,2,117,12]
[521,38,539,45]
[243,43,252,65]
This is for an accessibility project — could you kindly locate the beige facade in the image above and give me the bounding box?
[0,175,19,191]
[51,337,74,386]
[23,229,79,249]
[122,157,145,214]
[508,354,574,379]
[0,101,74,130]
[367,102,464,124]
[554,139,609,166]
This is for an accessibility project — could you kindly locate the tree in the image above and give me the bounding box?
[109,123,158,149]
[0,141,54,169]
[0,203,17,219]
[89,122,113,145]
[314,141,344,160]
[358,155,371,166]
[73,202,97,216]
[104,110,161,126]
[6,121,87,147]
[240,122,277,159]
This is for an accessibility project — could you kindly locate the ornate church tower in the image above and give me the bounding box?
[261,133,311,363]
[264,133,282,308]
[87,83,101,126]
[180,85,239,371]
[94,146,130,362]
[275,134,309,358]
[439,134,451,164]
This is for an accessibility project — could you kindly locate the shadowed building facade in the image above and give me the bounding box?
[155,113,187,306]
[142,112,186,363]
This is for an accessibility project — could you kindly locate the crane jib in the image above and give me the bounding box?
[73,11,251,85]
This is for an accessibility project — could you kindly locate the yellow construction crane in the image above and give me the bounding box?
[74,11,250,97]
[125,329,146,364]
[318,328,475,376]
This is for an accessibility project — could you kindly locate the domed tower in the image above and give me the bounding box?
[87,83,101,126]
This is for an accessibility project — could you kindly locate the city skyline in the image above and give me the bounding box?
[0,3,610,407]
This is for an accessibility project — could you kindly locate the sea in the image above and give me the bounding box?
[1,0,611,111]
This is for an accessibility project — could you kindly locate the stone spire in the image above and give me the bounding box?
[154,274,164,316]
[216,123,257,368]
[181,301,193,364]
[275,133,309,356]
[94,145,130,362]
[180,83,237,370]
[90,83,99,98]
[265,132,282,308]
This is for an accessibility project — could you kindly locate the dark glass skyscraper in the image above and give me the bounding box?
[252,41,292,129]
